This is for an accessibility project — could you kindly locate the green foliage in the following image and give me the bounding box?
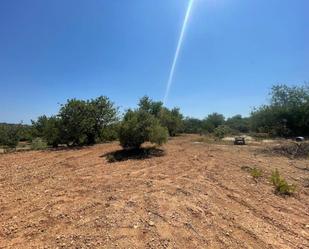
[250,167,262,179]
[203,113,225,133]
[119,110,147,148]
[213,125,232,139]
[17,125,33,141]
[0,124,20,148]
[32,116,62,147]
[138,96,163,117]
[100,123,120,142]
[183,114,249,135]
[138,96,183,137]
[119,108,168,149]
[0,123,33,148]
[59,99,94,145]
[31,96,118,147]
[241,166,262,181]
[31,138,48,150]
[251,84,309,137]
[225,115,250,133]
[160,107,183,136]
[58,96,118,146]
[271,169,296,195]
[149,123,168,146]
[183,118,204,134]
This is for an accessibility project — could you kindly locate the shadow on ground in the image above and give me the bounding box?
[102,147,165,163]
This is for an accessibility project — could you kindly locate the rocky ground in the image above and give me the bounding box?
[0,135,308,248]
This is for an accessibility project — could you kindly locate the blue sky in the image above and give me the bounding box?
[0,0,308,123]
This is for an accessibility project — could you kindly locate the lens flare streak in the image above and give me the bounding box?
[163,0,195,105]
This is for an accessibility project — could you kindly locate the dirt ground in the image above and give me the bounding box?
[0,135,308,249]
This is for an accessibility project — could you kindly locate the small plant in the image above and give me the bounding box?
[31,138,48,150]
[271,169,296,195]
[250,167,262,180]
[241,166,262,182]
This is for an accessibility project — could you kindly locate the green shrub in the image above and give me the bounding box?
[17,125,33,141]
[31,138,48,150]
[213,125,232,139]
[100,123,119,142]
[271,169,296,195]
[183,118,204,134]
[59,96,118,146]
[0,125,19,148]
[159,107,183,136]
[31,96,118,147]
[203,113,225,133]
[149,123,168,146]
[250,84,309,137]
[138,96,183,136]
[225,115,250,133]
[119,110,168,149]
[32,116,62,147]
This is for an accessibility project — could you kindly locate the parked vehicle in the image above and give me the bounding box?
[295,136,305,142]
[234,137,246,145]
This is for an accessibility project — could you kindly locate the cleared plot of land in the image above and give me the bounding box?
[0,135,308,249]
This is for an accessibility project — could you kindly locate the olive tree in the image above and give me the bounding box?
[59,96,118,145]
[250,84,309,137]
[119,109,168,149]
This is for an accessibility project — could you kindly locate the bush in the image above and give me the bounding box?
[100,123,120,142]
[203,113,225,133]
[138,96,163,117]
[31,97,118,147]
[31,96,119,147]
[32,116,62,147]
[183,118,204,134]
[241,166,262,181]
[213,125,232,139]
[138,96,183,136]
[119,110,168,149]
[17,125,33,141]
[159,107,183,136]
[149,123,168,146]
[251,84,309,137]
[0,124,19,148]
[226,115,250,133]
[271,169,296,195]
[31,138,48,150]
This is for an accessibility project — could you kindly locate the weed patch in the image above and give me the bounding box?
[271,169,296,195]
[31,138,48,150]
[241,166,262,182]
[250,167,262,180]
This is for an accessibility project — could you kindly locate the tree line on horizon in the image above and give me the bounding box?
[0,83,308,149]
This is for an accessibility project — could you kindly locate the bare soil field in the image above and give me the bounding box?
[0,135,308,249]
